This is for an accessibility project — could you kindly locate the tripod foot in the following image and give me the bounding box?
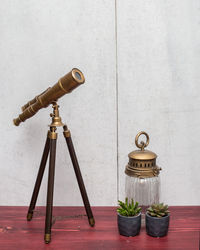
[89,217,95,227]
[27,212,33,221]
[44,233,51,244]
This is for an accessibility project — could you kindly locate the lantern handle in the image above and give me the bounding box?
[135,131,149,150]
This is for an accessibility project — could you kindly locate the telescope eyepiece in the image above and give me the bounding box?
[13,118,21,126]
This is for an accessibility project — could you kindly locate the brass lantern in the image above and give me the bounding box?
[125,131,162,206]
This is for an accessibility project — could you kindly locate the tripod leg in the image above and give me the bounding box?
[27,133,50,221]
[63,125,95,227]
[44,129,57,244]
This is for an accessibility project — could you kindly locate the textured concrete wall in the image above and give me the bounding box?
[0,0,199,206]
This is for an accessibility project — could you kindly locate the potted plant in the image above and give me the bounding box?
[117,198,141,237]
[146,203,170,237]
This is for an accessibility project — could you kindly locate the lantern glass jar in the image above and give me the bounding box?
[125,132,161,207]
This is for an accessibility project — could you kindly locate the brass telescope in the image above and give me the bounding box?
[13,67,95,243]
[13,68,85,126]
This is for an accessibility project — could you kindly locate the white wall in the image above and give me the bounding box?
[0,0,199,206]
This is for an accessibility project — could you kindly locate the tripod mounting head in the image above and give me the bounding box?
[49,102,64,127]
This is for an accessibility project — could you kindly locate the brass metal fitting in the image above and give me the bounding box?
[63,125,71,138]
[63,129,71,138]
[27,212,33,221]
[48,131,57,140]
[89,218,95,227]
[49,102,64,127]
[44,233,51,244]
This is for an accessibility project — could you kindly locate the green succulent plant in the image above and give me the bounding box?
[147,203,170,218]
[117,198,141,217]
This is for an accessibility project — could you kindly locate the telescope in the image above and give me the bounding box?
[13,68,95,244]
[13,68,85,126]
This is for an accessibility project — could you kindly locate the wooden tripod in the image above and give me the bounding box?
[26,103,95,243]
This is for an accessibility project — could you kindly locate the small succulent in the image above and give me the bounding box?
[147,203,170,218]
[117,198,141,217]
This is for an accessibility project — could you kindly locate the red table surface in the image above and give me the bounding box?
[0,206,199,250]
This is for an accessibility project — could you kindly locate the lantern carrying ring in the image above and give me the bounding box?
[135,131,149,150]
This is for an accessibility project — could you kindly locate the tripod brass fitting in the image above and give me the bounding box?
[48,127,57,140]
[13,68,85,126]
[27,212,33,221]
[63,125,71,138]
[44,234,51,244]
[89,217,95,227]
[49,102,64,127]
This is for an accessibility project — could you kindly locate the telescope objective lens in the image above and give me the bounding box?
[75,72,82,80]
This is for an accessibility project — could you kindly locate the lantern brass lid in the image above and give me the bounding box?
[128,131,157,161]
[128,150,157,161]
[125,131,161,178]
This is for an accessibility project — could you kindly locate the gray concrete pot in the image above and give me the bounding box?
[145,212,170,237]
[117,213,141,237]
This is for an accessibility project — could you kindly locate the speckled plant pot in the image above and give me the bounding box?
[145,212,170,237]
[117,213,141,237]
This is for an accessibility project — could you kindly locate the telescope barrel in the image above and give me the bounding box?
[21,88,51,111]
[13,68,85,126]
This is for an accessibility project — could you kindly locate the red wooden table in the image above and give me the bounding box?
[0,206,199,250]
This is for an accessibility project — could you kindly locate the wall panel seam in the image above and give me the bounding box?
[115,0,119,202]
